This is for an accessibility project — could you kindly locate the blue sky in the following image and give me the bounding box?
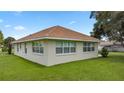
[0,11,96,39]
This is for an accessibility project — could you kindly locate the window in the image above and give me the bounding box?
[63,42,69,53]
[83,42,95,52]
[56,42,63,54]
[70,42,76,53]
[20,43,21,49]
[56,41,76,54]
[24,43,27,54]
[17,43,19,52]
[32,41,44,54]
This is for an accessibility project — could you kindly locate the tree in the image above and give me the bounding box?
[4,37,15,54]
[90,11,124,47]
[90,11,111,40]
[0,31,4,47]
[90,22,106,39]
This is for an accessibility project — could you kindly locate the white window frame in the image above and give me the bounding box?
[32,41,44,54]
[20,43,21,50]
[24,43,27,54]
[56,42,63,54]
[56,41,76,55]
[83,42,95,52]
[17,43,19,52]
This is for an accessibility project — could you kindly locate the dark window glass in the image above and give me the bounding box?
[92,47,95,51]
[24,43,27,54]
[39,47,43,53]
[88,47,90,51]
[83,47,86,52]
[64,47,69,53]
[20,43,21,49]
[56,47,63,54]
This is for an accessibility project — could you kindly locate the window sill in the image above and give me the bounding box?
[83,51,97,53]
[33,53,43,56]
[56,52,76,56]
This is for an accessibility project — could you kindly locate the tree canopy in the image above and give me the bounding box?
[4,37,16,54]
[4,37,16,47]
[0,31,4,47]
[90,11,124,47]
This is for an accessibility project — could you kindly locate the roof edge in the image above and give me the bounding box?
[12,36,99,43]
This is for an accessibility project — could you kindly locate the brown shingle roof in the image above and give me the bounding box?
[13,26,99,43]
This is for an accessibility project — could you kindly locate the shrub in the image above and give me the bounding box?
[100,47,109,57]
[2,47,8,52]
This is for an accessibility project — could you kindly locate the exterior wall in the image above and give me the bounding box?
[98,45,103,51]
[47,40,98,66]
[106,46,124,52]
[14,40,98,66]
[14,40,48,66]
[99,45,124,52]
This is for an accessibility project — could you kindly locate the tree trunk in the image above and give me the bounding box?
[8,43,12,54]
[121,41,124,47]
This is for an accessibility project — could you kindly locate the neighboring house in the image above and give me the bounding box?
[12,26,99,66]
[98,41,114,51]
[99,41,124,52]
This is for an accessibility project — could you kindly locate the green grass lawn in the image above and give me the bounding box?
[0,52,124,81]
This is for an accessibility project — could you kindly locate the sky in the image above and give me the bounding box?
[0,11,96,40]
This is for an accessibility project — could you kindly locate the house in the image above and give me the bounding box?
[12,26,99,66]
[99,40,124,52]
[98,40,114,51]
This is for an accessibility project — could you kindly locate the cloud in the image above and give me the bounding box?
[16,11,23,13]
[0,19,3,23]
[14,25,25,31]
[69,21,76,25]
[14,11,23,15]
[5,25,12,28]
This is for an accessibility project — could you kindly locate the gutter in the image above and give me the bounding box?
[12,37,100,44]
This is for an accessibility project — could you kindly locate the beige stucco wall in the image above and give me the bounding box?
[47,40,98,66]
[14,40,98,66]
[14,40,48,66]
